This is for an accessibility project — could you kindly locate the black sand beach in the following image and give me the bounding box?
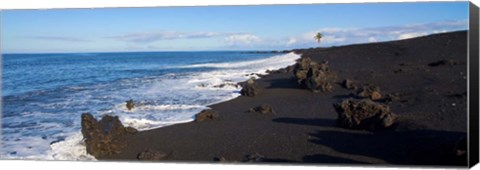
[94,31,468,166]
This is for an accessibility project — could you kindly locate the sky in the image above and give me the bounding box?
[0,2,470,53]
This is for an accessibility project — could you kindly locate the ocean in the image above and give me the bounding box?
[0,51,300,160]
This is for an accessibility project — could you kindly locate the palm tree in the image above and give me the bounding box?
[314,32,323,45]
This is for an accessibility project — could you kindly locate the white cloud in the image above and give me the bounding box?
[398,32,428,40]
[223,34,261,47]
[29,36,90,42]
[432,30,448,34]
[107,20,467,50]
[285,20,467,47]
[108,31,233,43]
[322,35,346,44]
[286,38,297,46]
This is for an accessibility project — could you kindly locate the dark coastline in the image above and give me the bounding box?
[101,31,469,166]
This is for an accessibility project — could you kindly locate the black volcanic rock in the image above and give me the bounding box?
[342,79,357,90]
[384,93,401,104]
[81,113,137,158]
[357,85,382,100]
[242,153,265,162]
[333,99,397,130]
[195,109,219,122]
[240,78,259,97]
[248,104,275,114]
[293,57,312,85]
[137,149,168,161]
[126,99,135,110]
[293,58,335,92]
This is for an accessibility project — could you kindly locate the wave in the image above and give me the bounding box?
[1,52,301,160]
[179,52,299,70]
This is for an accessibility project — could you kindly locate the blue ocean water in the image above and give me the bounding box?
[1,51,300,160]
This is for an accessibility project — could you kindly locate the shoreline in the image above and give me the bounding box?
[47,51,302,160]
[94,31,468,166]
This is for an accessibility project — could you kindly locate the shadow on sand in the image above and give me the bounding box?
[265,78,299,89]
[272,117,336,127]
[272,117,467,166]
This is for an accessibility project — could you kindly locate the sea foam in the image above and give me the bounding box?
[1,52,300,160]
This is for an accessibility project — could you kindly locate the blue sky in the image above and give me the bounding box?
[1,2,469,53]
